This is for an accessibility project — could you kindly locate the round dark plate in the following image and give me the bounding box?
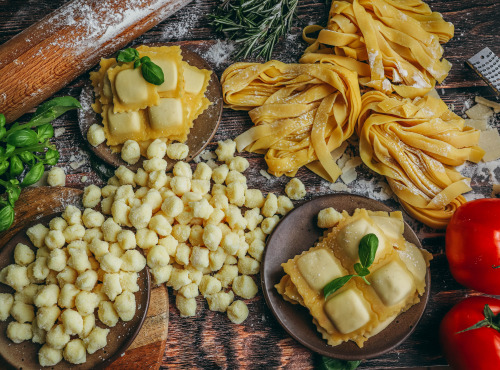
[0,213,151,370]
[78,45,223,172]
[261,193,430,360]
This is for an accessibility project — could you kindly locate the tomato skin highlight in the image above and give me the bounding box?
[440,296,500,370]
[445,198,500,295]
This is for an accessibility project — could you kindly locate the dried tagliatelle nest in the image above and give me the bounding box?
[301,0,454,98]
[221,61,361,182]
[357,91,484,228]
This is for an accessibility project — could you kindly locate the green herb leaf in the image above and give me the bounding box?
[30,96,81,127]
[324,275,353,300]
[9,155,24,177]
[133,59,141,69]
[43,149,60,166]
[37,123,54,141]
[319,356,361,370]
[141,61,164,85]
[0,113,5,127]
[6,181,20,207]
[0,205,15,232]
[0,161,8,176]
[353,263,370,277]
[5,144,15,156]
[0,126,6,140]
[18,151,35,165]
[6,129,39,147]
[21,162,44,187]
[117,48,139,63]
[140,56,151,64]
[359,233,378,268]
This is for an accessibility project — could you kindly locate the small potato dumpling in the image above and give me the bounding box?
[119,272,140,293]
[113,291,136,321]
[101,197,113,215]
[108,243,123,258]
[49,217,68,231]
[262,193,278,218]
[0,293,14,320]
[83,226,102,243]
[10,301,35,323]
[190,246,210,270]
[13,285,39,306]
[75,291,98,316]
[226,182,245,207]
[215,139,236,162]
[61,308,83,335]
[111,199,131,226]
[101,185,117,198]
[117,230,136,250]
[46,324,70,349]
[136,228,158,250]
[47,167,66,187]
[26,223,49,248]
[129,203,153,229]
[115,165,136,186]
[225,206,247,230]
[143,189,163,212]
[191,198,214,220]
[114,184,134,203]
[64,338,86,364]
[121,250,147,272]
[173,161,193,178]
[79,313,95,339]
[98,301,119,327]
[147,245,170,269]
[261,215,280,235]
[87,123,106,147]
[83,326,110,354]
[100,253,123,273]
[285,178,306,200]
[62,205,82,226]
[32,318,46,344]
[147,138,167,159]
[194,162,212,181]
[244,208,263,232]
[159,235,178,256]
[203,224,222,251]
[63,224,86,244]
[83,184,102,208]
[149,214,172,236]
[102,273,122,301]
[199,276,222,297]
[68,248,91,273]
[227,300,249,324]
[245,189,265,209]
[14,243,35,266]
[170,176,191,196]
[249,239,265,262]
[206,291,234,312]
[134,169,149,188]
[210,194,229,211]
[151,265,173,285]
[37,305,61,331]
[179,283,198,299]
[189,225,204,246]
[39,344,63,367]
[89,239,109,258]
[174,243,191,266]
[47,248,68,272]
[212,164,229,184]
[317,207,343,228]
[277,195,294,216]
[209,247,226,272]
[45,230,66,250]
[121,140,141,165]
[166,142,189,160]
[191,179,210,195]
[7,321,32,343]
[238,256,260,275]
[225,170,246,185]
[58,283,80,309]
[221,232,240,256]
[82,208,105,228]
[143,157,168,173]
[75,270,98,293]
[232,275,258,299]
[102,218,122,243]
[108,176,120,186]
[172,224,191,243]
[167,268,191,290]
[228,156,249,173]
[186,266,203,285]
[175,294,196,317]
[161,195,184,218]
[57,266,78,287]
[34,284,60,308]
[215,265,238,288]
[148,170,168,189]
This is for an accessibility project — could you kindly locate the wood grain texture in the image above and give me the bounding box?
[0,0,499,368]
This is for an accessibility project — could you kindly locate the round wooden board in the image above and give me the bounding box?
[261,194,431,361]
[78,45,223,172]
[0,187,169,370]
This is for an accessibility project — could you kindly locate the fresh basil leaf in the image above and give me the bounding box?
[324,275,353,300]
[9,155,24,177]
[0,161,8,176]
[43,149,60,166]
[319,356,361,370]
[0,113,5,128]
[141,61,164,85]
[133,59,142,69]
[6,182,21,206]
[37,123,54,141]
[5,144,15,156]
[30,96,81,127]
[353,263,370,277]
[21,162,44,187]
[359,233,378,268]
[117,48,139,63]
[18,151,35,165]
[0,126,6,140]
[140,56,151,63]
[6,129,39,147]
[0,205,15,232]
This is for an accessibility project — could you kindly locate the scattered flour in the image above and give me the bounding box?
[202,40,236,68]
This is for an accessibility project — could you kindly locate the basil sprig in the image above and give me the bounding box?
[319,356,361,370]
[323,233,379,299]
[0,96,80,232]
[117,48,165,86]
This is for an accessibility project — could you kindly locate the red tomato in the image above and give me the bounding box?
[445,198,500,294]
[440,296,500,369]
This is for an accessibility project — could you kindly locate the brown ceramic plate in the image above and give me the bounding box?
[0,213,151,370]
[78,45,223,171]
[261,193,430,360]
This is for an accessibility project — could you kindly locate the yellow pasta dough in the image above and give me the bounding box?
[301,0,455,98]
[357,91,484,228]
[221,61,361,182]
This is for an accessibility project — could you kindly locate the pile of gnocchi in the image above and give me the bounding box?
[0,138,306,367]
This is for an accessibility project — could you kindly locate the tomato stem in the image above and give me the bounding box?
[456,304,500,334]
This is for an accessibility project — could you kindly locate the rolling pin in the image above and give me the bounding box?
[0,0,192,123]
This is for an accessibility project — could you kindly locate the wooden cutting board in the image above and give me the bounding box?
[0,186,169,370]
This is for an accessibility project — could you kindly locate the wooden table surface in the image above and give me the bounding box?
[1,0,499,368]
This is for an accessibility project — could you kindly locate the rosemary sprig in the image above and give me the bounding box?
[209,0,298,61]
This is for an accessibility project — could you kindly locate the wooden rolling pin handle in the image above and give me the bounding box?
[0,0,192,123]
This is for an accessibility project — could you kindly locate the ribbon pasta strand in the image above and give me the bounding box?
[301,0,454,98]
[221,61,362,182]
[357,91,484,228]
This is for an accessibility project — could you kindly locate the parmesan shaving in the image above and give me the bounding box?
[464,119,488,131]
[479,129,500,162]
[475,96,500,110]
[465,104,494,120]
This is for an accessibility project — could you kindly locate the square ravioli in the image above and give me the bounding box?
[324,289,371,334]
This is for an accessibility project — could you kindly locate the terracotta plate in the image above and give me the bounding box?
[78,45,223,171]
[0,213,151,370]
[261,193,431,360]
